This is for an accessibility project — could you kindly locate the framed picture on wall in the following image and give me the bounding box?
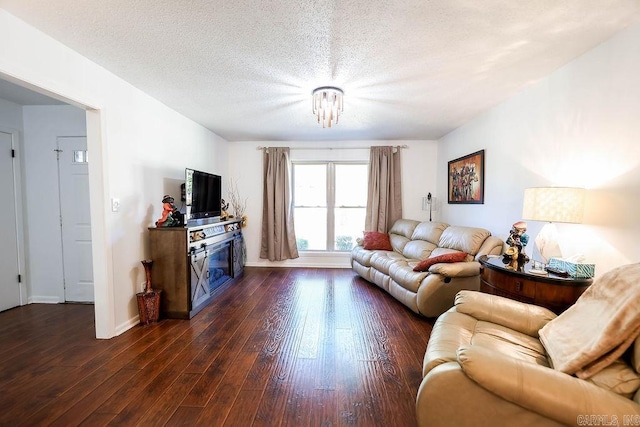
[447,149,485,204]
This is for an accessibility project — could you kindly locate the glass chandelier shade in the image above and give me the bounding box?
[312,86,343,128]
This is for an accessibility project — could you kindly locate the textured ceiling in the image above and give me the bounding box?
[2,0,640,141]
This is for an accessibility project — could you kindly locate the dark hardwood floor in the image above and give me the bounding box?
[0,267,433,426]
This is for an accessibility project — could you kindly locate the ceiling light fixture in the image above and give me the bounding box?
[312,86,343,128]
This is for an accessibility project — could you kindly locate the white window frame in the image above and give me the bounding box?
[292,160,367,251]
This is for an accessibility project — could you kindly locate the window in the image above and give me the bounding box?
[293,162,367,251]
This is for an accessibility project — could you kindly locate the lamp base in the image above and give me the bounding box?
[535,223,563,264]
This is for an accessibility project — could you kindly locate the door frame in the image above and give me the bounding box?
[0,71,114,339]
[0,127,27,308]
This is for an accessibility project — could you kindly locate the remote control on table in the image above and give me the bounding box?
[546,267,569,277]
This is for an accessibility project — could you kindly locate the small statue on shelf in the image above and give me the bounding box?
[156,195,181,227]
[221,198,230,221]
[503,246,521,271]
[503,220,530,270]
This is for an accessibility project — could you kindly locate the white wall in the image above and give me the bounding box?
[0,98,23,129]
[0,10,230,337]
[438,22,640,277]
[22,105,86,303]
[229,140,438,267]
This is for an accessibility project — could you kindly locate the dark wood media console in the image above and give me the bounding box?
[149,218,244,319]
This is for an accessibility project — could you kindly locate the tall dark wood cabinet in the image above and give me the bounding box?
[149,218,244,319]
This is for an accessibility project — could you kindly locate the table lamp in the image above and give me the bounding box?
[522,187,585,264]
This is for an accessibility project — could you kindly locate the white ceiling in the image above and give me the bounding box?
[2,0,640,141]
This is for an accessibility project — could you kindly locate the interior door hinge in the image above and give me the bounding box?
[18,274,22,283]
[11,149,16,158]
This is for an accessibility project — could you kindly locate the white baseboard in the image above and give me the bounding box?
[28,296,61,304]
[246,262,351,268]
[246,251,352,269]
[115,315,140,336]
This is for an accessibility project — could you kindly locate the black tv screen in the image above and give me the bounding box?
[185,168,222,223]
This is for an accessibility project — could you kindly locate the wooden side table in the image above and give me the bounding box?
[478,255,592,314]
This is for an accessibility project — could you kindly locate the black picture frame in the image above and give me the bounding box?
[447,149,485,204]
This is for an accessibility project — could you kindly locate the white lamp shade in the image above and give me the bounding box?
[522,187,585,224]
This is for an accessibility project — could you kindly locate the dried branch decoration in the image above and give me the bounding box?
[227,178,247,218]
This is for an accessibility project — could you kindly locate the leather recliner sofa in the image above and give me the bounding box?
[351,219,504,317]
[417,290,640,426]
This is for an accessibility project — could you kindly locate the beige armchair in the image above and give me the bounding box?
[417,290,640,427]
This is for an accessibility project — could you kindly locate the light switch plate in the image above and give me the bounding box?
[111,197,120,212]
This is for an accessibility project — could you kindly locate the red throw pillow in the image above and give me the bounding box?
[413,251,467,272]
[363,231,393,251]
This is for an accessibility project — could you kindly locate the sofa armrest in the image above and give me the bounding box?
[454,291,556,337]
[429,261,480,278]
[475,235,505,259]
[457,346,640,426]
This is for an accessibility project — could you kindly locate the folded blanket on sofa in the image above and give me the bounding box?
[539,263,640,379]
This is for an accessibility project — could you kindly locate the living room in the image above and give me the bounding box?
[2,2,640,425]
[3,3,638,338]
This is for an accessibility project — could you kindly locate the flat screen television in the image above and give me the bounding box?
[185,168,222,226]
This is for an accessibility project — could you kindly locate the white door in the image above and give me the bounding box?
[0,131,22,311]
[57,137,94,302]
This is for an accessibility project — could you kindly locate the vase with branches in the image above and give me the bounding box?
[227,178,248,226]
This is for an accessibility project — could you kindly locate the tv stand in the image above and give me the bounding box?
[186,216,222,227]
[148,218,244,319]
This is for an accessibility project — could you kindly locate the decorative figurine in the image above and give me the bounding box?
[221,198,230,221]
[156,195,180,227]
[503,246,521,271]
[503,220,530,269]
[506,221,529,252]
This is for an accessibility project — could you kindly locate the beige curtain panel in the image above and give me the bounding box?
[365,146,403,232]
[260,147,299,261]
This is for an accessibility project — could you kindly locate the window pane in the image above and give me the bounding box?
[294,207,327,250]
[294,164,326,207]
[335,164,368,207]
[334,207,366,251]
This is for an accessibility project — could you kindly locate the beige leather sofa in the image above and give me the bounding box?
[350,219,503,317]
[417,291,640,426]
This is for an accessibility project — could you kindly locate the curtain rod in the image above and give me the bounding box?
[256,144,408,151]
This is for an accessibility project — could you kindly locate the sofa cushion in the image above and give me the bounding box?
[438,226,491,255]
[370,251,406,275]
[423,309,477,376]
[586,359,640,398]
[471,321,549,367]
[389,219,420,253]
[413,251,467,272]
[363,231,393,251]
[389,219,420,238]
[423,308,550,378]
[351,246,375,266]
[410,221,449,244]
[403,240,438,261]
[389,261,429,293]
[390,234,412,254]
[422,307,549,376]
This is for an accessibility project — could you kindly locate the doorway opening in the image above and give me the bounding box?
[0,75,109,337]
